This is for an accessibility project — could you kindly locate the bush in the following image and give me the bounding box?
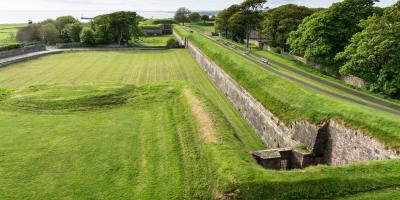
[0,43,23,51]
[60,23,83,43]
[16,24,41,43]
[166,38,180,48]
[55,16,79,30]
[80,28,96,46]
[38,23,59,45]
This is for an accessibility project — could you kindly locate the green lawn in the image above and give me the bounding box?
[0,24,26,45]
[1,50,400,199]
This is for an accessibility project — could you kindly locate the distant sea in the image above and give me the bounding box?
[0,10,176,24]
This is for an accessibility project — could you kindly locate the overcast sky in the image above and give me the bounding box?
[0,0,397,11]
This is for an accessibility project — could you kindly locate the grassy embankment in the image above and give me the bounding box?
[339,188,400,200]
[174,25,400,149]
[0,24,26,45]
[186,23,400,105]
[1,50,400,199]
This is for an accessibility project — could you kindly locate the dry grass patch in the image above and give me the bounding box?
[184,89,217,143]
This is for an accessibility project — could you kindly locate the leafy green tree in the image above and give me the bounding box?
[60,22,83,42]
[55,16,79,31]
[189,12,201,23]
[80,28,96,46]
[336,2,400,97]
[201,15,209,24]
[239,0,267,47]
[16,24,41,42]
[174,7,191,25]
[288,0,379,69]
[263,4,316,51]
[39,22,59,44]
[228,12,246,43]
[92,11,141,45]
[109,11,141,45]
[215,5,241,38]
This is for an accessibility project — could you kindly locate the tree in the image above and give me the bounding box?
[39,22,59,44]
[55,16,79,31]
[263,4,316,51]
[174,7,191,25]
[16,24,41,42]
[189,12,201,23]
[215,5,241,38]
[287,0,379,69]
[109,11,141,45]
[336,2,400,97]
[238,0,267,47]
[228,12,246,43]
[201,15,209,24]
[80,28,96,46]
[60,22,83,43]
[92,11,141,45]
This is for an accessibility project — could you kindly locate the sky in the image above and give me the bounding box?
[0,0,397,11]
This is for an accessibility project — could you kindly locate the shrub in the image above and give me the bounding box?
[60,23,83,43]
[55,16,79,30]
[38,23,59,44]
[80,28,96,46]
[16,24,41,43]
[166,38,180,48]
[0,43,23,51]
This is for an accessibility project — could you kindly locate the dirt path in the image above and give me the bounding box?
[184,90,217,143]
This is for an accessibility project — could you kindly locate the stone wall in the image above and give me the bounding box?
[173,31,399,166]
[0,44,46,59]
[324,121,398,165]
[341,75,366,89]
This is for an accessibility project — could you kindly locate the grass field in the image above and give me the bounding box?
[0,24,26,45]
[133,35,174,47]
[1,50,400,199]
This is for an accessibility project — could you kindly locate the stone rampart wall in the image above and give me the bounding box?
[173,31,398,166]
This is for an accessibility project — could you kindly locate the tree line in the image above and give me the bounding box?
[174,8,214,25]
[17,11,142,46]
[215,0,400,98]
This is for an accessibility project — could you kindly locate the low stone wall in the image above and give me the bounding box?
[174,31,399,166]
[56,42,82,49]
[341,75,366,88]
[0,44,46,59]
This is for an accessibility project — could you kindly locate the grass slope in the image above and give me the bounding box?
[1,50,400,199]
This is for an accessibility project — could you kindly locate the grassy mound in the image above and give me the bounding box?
[6,85,137,111]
